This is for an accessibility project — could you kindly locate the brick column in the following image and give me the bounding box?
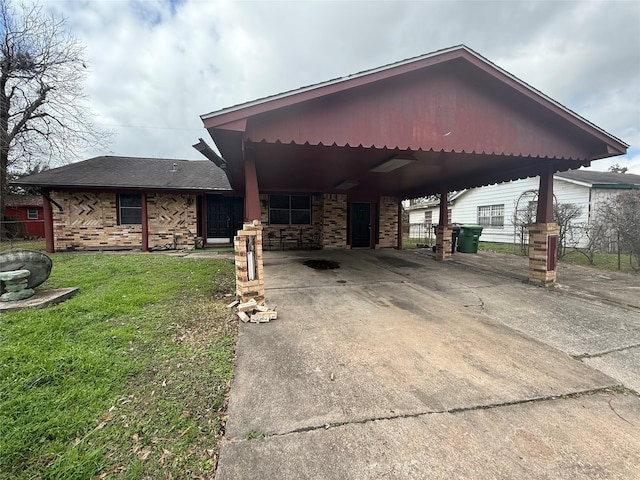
[234,220,265,302]
[528,222,560,285]
[434,225,452,261]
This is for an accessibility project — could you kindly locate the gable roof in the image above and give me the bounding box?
[202,45,627,155]
[555,170,640,188]
[201,45,628,198]
[11,156,232,192]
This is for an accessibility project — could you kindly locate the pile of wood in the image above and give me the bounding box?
[227,297,278,323]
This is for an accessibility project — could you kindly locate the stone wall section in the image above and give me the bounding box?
[377,196,399,248]
[50,190,196,251]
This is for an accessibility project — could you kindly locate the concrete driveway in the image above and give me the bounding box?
[216,249,640,479]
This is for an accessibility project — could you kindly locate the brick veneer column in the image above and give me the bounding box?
[528,222,560,285]
[434,225,452,261]
[234,220,265,302]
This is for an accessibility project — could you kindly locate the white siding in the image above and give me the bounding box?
[449,176,590,245]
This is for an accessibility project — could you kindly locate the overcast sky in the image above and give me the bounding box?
[42,0,640,173]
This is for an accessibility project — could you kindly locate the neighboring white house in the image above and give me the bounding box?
[407,170,640,248]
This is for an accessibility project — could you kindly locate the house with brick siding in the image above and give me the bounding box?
[12,156,240,252]
[14,46,628,292]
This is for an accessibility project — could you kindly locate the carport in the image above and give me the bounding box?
[199,45,627,298]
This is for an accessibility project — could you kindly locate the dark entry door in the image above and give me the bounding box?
[351,202,371,248]
[206,195,233,242]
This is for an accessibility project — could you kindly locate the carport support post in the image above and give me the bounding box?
[435,190,451,261]
[528,167,560,284]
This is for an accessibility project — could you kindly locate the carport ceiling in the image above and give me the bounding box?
[202,46,627,198]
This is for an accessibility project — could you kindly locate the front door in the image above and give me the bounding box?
[206,195,237,243]
[351,202,371,248]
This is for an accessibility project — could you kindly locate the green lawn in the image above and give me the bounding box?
[479,241,638,273]
[0,251,237,479]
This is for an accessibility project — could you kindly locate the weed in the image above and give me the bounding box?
[245,430,266,440]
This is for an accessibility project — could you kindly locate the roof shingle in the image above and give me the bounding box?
[11,156,232,191]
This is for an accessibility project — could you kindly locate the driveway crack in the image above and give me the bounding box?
[573,343,640,360]
[233,386,619,442]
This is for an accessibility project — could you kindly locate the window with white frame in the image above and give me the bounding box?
[118,193,142,225]
[27,209,38,220]
[269,195,311,225]
[478,204,504,227]
[424,211,433,224]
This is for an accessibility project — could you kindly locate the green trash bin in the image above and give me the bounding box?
[457,225,483,253]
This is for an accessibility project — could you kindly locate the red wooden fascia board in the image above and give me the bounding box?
[202,50,467,130]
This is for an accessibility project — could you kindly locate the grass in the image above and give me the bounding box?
[479,241,638,274]
[0,238,47,252]
[0,249,237,479]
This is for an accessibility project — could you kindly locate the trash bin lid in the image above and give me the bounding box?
[460,225,484,233]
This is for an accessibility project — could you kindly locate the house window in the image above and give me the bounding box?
[478,204,504,227]
[118,193,142,225]
[27,209,38,220]
[269,195,311,225]
[424,211,433,224]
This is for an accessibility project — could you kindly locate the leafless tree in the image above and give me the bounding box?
[0,0,109,228]
[553,203,583,258]
[599,191,640,271]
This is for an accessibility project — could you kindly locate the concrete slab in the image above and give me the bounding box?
[217,392,640,480]
[0,287,78,312]
[584,346,640,393]
[217,249,640,478]
[225,251,615,439]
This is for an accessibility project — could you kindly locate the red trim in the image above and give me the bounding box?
[141,192,149,252]
[43,191,54,253]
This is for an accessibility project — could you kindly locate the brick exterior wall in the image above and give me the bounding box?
[50,190,196,251]
[259,194,348,250]
[321,194,348,248]
[147,193,197,249]
[377,196,399,248]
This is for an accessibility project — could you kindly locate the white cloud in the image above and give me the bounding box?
[38,0,639,165]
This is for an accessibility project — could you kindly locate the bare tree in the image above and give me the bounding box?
[0,0,109,229]
[599,191,640,271]
[553,202,583,258]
